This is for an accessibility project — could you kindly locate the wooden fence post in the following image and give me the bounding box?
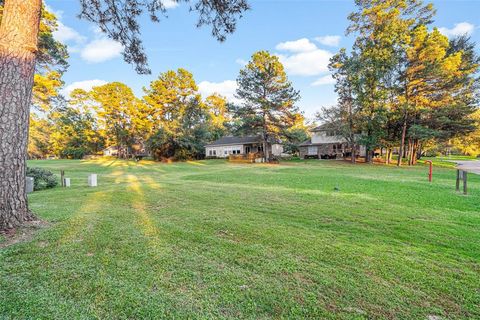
[463,171,468,195]
[456,169,460,192]
[60,170,65,187]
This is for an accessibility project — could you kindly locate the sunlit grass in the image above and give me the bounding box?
[1,159,479,319]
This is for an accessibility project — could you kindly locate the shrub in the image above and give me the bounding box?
[60,147,86,159]
[26,167,58,191]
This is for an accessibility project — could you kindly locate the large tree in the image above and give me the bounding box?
[0,0,249,230]
[321,49,362,163]
[235,51,300,161]
[347,0,435,163]
[144,69,210,160]
[90,82,148,158]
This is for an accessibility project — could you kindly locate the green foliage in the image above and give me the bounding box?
[282,127,308,155]
[235,51,300,159]
[60,147,87,160]
[144,69,214,160]
[26,167,58,190]
[323,0,480,164]
[28,115,52,159]
[49,105,104,159]
[91,82,146,158]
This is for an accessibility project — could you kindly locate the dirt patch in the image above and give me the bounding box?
[0,219,50,249]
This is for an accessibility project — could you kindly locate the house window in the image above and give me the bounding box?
[232,150,237,155]
[209,150,212,156]
[224,150,228,155]
[237,149,241,154]
[308,146,317,155]
[213,150,216,156]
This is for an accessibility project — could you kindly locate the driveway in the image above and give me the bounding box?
[455,160,480,175]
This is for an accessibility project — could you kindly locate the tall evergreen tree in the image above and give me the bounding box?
[347,0,435,163]
[235,51,300,161]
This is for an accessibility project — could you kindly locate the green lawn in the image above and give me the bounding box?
[1,159,479,319]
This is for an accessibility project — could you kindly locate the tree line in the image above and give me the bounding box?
[319,0,480,165]
[30,51,307,161]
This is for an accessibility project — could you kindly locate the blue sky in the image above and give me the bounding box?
[47,0,480,120]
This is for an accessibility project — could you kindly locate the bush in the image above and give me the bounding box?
[60,147,86,159]
[26,167,58,191]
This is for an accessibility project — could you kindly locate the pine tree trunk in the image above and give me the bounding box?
[386,148,392,165]
[416,141,423,161]
[263,140,269,162]
[411,139,419,165]
[0,0,41,230]
[407,139,414,166]
[397,110,408,167]
[351,143,356,164]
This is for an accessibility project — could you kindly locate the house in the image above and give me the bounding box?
[299,124,366,159]
[205,135,284,159]
[102,146,119,157]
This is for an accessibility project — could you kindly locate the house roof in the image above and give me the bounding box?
[299,139,347,147]
[205,135,280,147]
[311,122,338,132]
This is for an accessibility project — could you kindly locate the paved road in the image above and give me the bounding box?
[455,160,480,175]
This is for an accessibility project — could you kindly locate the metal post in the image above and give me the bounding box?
[456,169,460,192]
[463,171,468,195]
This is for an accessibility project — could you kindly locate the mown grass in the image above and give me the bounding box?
[1,159,479,319]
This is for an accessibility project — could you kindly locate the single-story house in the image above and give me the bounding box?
[299,124,366,159]
[205,136,283,158]
[103,146,119,157]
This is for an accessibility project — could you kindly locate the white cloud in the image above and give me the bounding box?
[53,21,86,45]
[61,79,108,97]
[198,80,239,103]
[278,49,332,76]
[275,38,333,76]
[162,0,179,9]
[80,38,123,63]
[276,38,317,53]
[46,4,86,50]
[315,35,341,47]
[236,58,248,66]
[439,22,475,37]
[311,74,335,86]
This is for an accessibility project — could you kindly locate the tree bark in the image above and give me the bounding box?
[351,143,356,164]
[0,0,42,230]
[397,109,408,167]
[386,148,392,165]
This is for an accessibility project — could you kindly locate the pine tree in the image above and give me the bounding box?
[235,51,300,161]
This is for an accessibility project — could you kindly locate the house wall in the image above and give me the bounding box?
[206,144,244,158]
[299,144,344,159]
[311,131,347,144]
[271,144,283,156]
[299,143,367,159]
[103,148,118,156]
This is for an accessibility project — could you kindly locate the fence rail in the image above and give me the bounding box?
[228,152,263,163]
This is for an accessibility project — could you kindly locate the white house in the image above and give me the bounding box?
[205,136,283,159]
[102,146,119,157]
[299,124,366,159]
